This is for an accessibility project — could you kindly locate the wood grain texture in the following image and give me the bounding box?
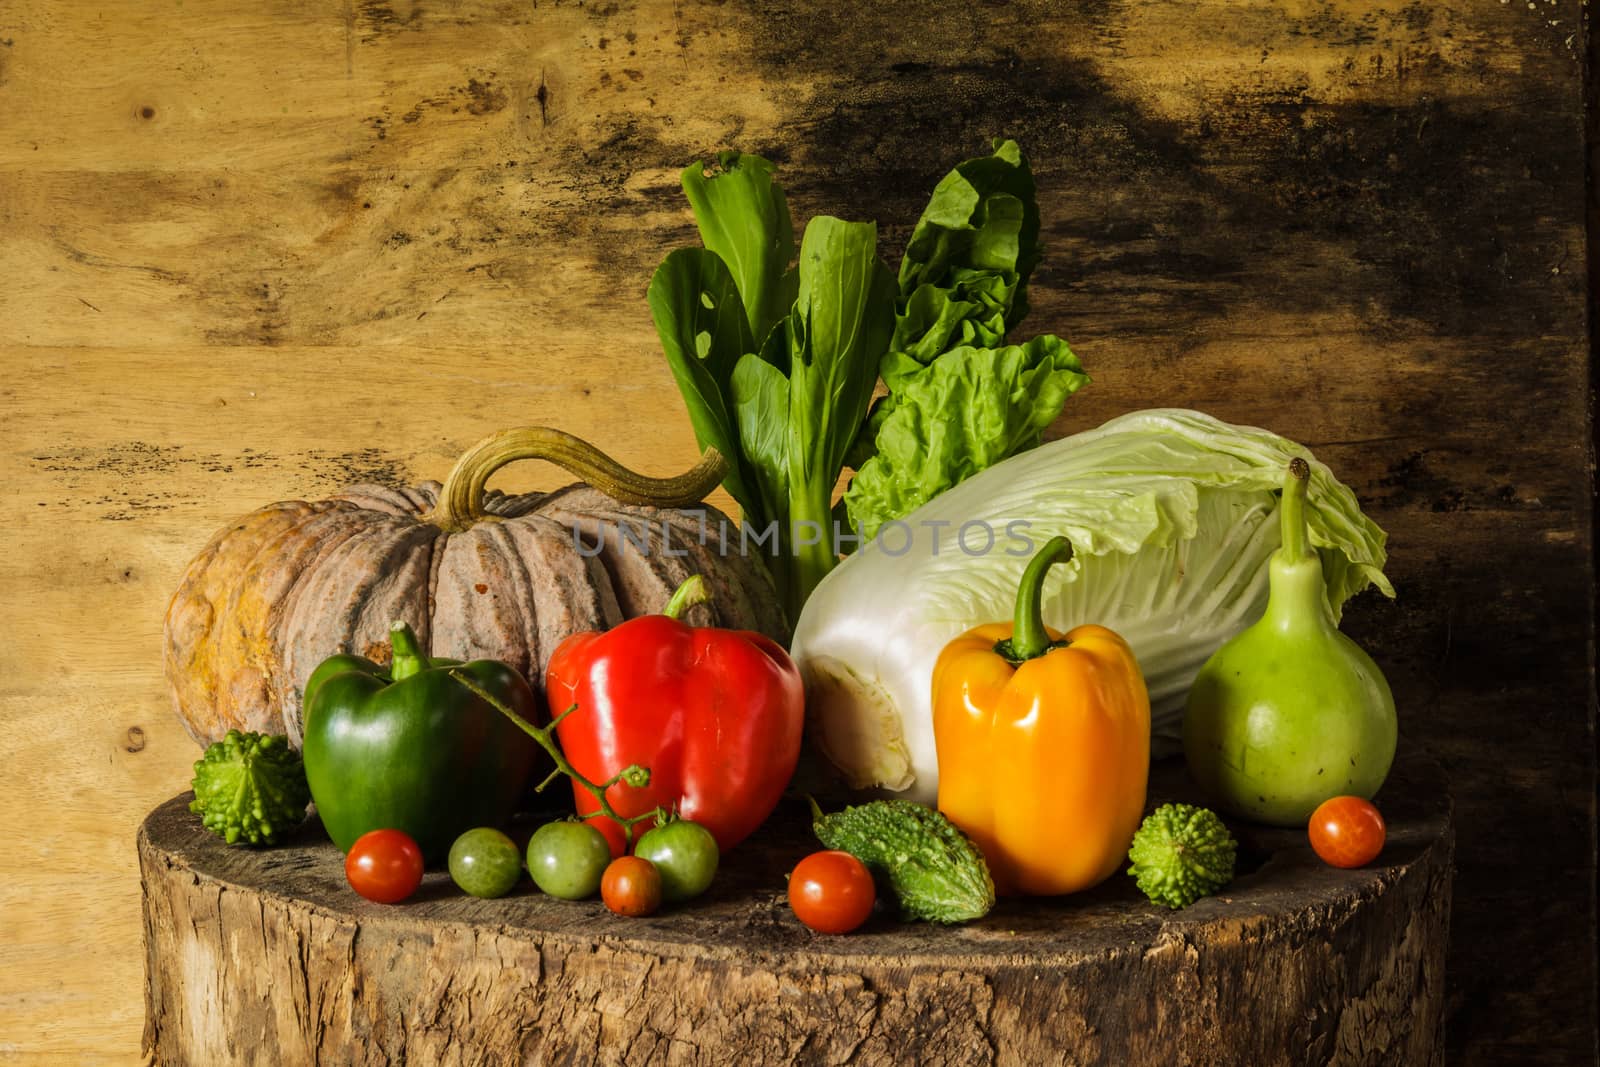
[138,754,1452,1066]
[0,0,1591,1062]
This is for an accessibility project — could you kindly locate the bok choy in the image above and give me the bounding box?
[650,153,894,615]
[650,142,1089,620]
[789,409,1394,803]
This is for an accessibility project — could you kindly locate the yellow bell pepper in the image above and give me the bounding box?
[932,536,1150,896]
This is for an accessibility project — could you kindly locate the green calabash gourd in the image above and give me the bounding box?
[1183,458,1397,826]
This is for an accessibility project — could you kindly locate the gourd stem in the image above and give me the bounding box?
[387,621,429,681]
[1008,535,1073,661]
[1280,458,1311,561]
[661,575,712,620]
[426,427,728,533]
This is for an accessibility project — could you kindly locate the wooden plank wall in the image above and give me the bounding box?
[0,0,1592,1062]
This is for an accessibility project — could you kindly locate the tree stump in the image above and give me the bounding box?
[140,746,1452,1066]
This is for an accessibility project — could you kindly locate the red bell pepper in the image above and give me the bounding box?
[544,576,805,855]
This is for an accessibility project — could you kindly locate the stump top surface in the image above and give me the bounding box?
[140,746,1451,970]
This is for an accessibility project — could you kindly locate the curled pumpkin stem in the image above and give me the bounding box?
[427,426,727,532]
[449,671,658,848]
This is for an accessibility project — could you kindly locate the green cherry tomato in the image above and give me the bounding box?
[448,827,523,899]
[527,820,612,900]
[633,819,719,903]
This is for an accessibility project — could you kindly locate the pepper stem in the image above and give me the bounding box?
[661,574,712,619]
[424,427,727,533]
[449,673,659,849]
[1003,535,1074,662]
[1280,457,1311,561]
[387,621,429,681]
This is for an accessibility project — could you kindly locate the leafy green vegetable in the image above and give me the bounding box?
[844,337,1089,540]
[729,352,791,527]
[892,138,1040,361]
[680,151,797,341]
[810,797,995,924]
[651,140,1084,618]
[189,730,311,846]
[843,140,1086,541]
[655,175,895,612]
[743,217,898,610]
[651,153,798,539]
[647,248,760,512]
[1127,803,1238,909]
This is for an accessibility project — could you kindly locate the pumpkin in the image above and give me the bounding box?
[164,427,787,748]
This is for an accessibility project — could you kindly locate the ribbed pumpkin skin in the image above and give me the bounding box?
[164,481,787,748]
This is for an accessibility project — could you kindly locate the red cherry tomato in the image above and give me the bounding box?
[601,856,663,917]
[788,850,875,934]
[345,828,425,903]
[1308,796,1387,868]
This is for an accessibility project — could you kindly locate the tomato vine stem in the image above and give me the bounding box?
[450,671,658,848]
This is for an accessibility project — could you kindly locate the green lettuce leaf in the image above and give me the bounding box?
[892,273,1007,364]
[892,138,1040,361]
[843,140,1079,540]
[843,336,1089,539]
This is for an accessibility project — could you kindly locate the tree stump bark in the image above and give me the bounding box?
[140,746,1452,1066]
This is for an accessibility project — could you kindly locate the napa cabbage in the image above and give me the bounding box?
[789,408,1392,803]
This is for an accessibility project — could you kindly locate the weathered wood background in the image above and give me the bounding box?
[0,0,1592,1062]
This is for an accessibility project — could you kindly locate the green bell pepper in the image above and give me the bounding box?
[302,621,544,861]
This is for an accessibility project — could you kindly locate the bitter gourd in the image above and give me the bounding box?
[189,730,311,846]
[1126,802,1237,909]
[810,798,995,923]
